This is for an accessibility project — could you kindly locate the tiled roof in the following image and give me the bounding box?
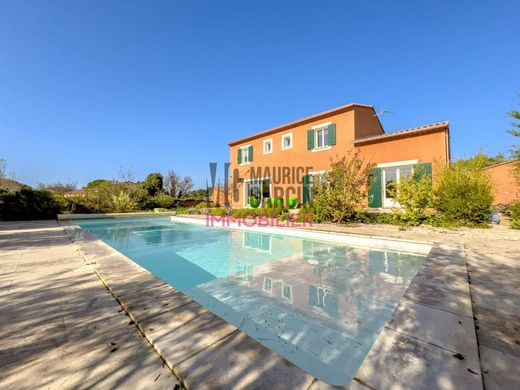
[228,103,375,146]
[354,121,449,145]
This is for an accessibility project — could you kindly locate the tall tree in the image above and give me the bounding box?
[0,158,6,180]
[177,176,194,198]
[164,170,194,198]
[164,170,180,196]
[508,93,520,180]
[143,173,163,196]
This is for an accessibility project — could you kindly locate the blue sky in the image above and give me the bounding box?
[0,1,519,188]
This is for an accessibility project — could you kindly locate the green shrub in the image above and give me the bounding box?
[433,159,494,226]
[59,194,99,214]
[313,151,372,223]
[393,167,432,226]
[151,193,175,209]
[509,202,520,229]
[195,201,209,209]
[0,186,63,220]
[208,208,230,217]
[354,211,399,225]
[107,191,137,213]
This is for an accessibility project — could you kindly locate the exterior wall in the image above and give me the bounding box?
[356,131,449,165]
[354,106,385,139]
[229,109,358,207]
[228,106,449,208]
[484,161,520,205]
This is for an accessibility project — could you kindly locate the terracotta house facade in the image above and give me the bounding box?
[483,160,520,205]
[227,103,450,209]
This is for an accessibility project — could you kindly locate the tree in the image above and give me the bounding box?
[164,170,194,198]
[508,93,520,180]
[178,175,194,198]
[164,170,180,196]
[0,158,6,180]
[312,151,372,223]
[37,181,78,194]
[85,179,111,189]
[143,173,164,196]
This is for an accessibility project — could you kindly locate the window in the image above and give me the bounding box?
[239,146,250,164]
[381,165,415,207]
[316,128,329,148]
[282,283,293,302]
[263,277,273,293]
[244,178,271,207]
[281,133,292,150]
[263,139,272,154]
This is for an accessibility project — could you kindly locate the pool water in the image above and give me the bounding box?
[77,217,426,385]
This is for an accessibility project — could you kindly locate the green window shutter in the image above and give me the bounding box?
[307,129,315,150]
[237,148,242,164]
[302,175,311,203]
[248,145,253,162]
[328,123,336,145]
[368,168,382,208]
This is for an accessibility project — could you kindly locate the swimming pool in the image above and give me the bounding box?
[77,217,427,385]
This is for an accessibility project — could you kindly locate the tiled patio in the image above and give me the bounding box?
[2,217,517,389]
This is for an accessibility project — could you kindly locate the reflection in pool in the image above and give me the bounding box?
[78,217,426,386]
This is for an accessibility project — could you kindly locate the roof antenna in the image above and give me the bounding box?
[374,109,395,117]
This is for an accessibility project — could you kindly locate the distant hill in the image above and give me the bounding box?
[0,178,25,192]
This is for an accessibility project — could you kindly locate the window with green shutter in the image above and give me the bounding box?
[237,146,252,164]
[307,129,314,150]
[302,175,311,204]
[368,168,382,208]
[328,123,336,145]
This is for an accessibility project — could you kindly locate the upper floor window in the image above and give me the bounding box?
[316,128,329,148]
[281,133,293,150]
[238,145,252,164]
[307,123,336,151]
[263,138,272,154]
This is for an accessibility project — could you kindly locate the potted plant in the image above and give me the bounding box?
[249,196,260,208]
[287,197,298,209]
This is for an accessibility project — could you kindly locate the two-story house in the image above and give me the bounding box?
[228,103,450,209]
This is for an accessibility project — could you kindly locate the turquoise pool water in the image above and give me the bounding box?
[77,217,426,385]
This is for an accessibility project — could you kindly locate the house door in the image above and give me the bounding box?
[382,168,398,208]
[382,166,413,208]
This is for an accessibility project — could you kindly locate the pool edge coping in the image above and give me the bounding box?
[59,219,483,390]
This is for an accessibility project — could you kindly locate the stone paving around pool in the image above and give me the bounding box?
[58,218,483,390]
[3,217,515,389]
[0,220,180,390]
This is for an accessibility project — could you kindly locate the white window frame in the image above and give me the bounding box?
[263,138,273,154]
[310,122,332,152]
[243,177,272,207]
[307,170,328,202]
[377,161,418,208]
[281,132,293,150]
[281,282,293,303]
[263,277,273,294]
[239,145,251,165]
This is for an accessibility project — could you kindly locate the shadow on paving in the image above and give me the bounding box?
[464,239,520,390]
[0,221,180,390]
